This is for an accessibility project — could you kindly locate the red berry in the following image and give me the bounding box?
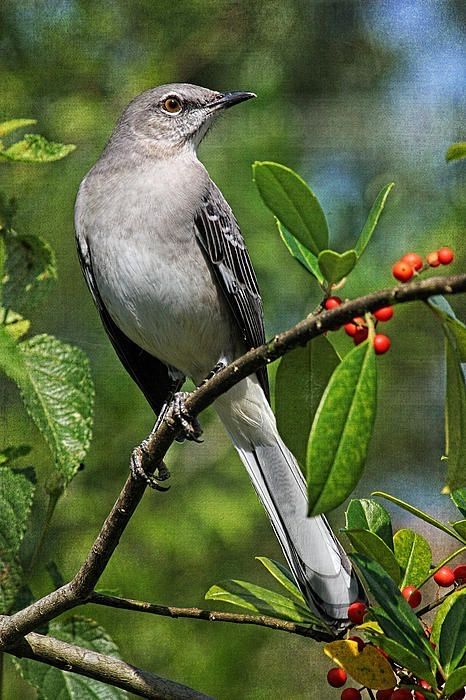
[450,689,466,700]
[419,680,431,690]
[433,566,455,587]
[392,261,414,282]
[324,296,342,310]
[376,690,395,700]
[454,564,466,583]
[344,323,358,337]
[327,667,347,687]
[373,333,391,355]
[426,251,440,267]
[341,689,361,700]
[402,586,422,608]
[353,326,369,345]
[437,246,454,265]
[401,252,423,271]
[347,601,367,624]
[390,689,413,700]
[374,306,394,322]
[348,635,365,651]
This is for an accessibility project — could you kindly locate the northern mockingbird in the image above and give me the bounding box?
[75,83,361,628]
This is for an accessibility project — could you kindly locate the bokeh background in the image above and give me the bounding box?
[0,1,464,698]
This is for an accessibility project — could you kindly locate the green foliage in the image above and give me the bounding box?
[451,488,466,517]
[255,557,307,605]
[317,249,357,284]
[0,134,76,163]
[344,528,400,583]
[278,222,325,284]
[0,119,37,138]
[446,142,466,162]
[431,588,466,674]
[392,529,432,589]
[345,499,393,549]
[354,183,394,259]
[13,616,127,699]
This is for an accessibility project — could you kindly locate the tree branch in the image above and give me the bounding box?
[9,630,212,699]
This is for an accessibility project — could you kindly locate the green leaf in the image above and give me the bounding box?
[253,161,328,255]
[0,445,31,466]
[444,666,466,696]
[0,134,76,163]
[317,249,357,285]
[365,634,437,688]
[446,142,466,162]
[255,557,307,605]
[13,616,128,699]
[2,309,30,341]
[17,334,94,484]
[0,324,27,384]
[2,231,57,314]
[354,183,394,259]
[444,339,466,492]
[451,488,466,518]
[393,529,432,589]
[306,342,377,516]
[275,334,340,467]
[0,467,35,613]
[429,296,466,362]
[344,529,400,583]
[205,579,320,625]
[345,499,393,549]
[277,222,324,284]
[451,520,466,539]
[0,119,37,138]
[431,588,466,674]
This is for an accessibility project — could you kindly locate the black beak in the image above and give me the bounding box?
[209,91,256,111]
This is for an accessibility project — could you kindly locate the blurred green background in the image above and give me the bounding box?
[0,1,464,697]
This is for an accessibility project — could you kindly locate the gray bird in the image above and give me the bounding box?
[75,83,361,629]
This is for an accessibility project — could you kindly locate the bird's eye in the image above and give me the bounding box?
[161,96,183,114]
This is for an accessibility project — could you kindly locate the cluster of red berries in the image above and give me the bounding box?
[323,296,392,355]
[401,563,466,610]
[392,247,454,282]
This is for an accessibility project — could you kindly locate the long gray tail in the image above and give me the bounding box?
[214,376,362,626]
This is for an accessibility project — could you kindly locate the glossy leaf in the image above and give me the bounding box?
[277,222,324,284]
[317,249,357,284]
[276,334,340,467]
[451,488,466,517]
[365,634,437,688]
[451,520,466,539]
[429,296,466,361]
[205,579,320,624]
[393,528,432,589]
[0,119,36,137]
[307,342,377,516]
[255,557,306,605]
[14,616,127,699]
[354,183,394,259]
[253,161,328,255]
[324,639,395,690]
[446,142,466,162]
[444,666,466,696]
[431,588,466,673]
[345,498,393,549]
[0,134,76,163]
[344,529,400,583]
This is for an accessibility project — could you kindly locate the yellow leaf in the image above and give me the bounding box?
[324,640,395,690]
[356,620,383,634]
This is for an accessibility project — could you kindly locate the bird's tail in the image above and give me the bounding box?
[214,375,362,627]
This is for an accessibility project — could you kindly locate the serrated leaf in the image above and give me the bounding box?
[344,529,400,583]
[2,230,57,314]
[205,579,320,624]
[0,134,76,163]
[354,183,394,259]
[451,488,466,518]
[444,666,466,696]
[306,342,377,516]
[2,309,30,341]
[276,334,340,468]
[0,445,31,465]
[17,334,94,484]
[446,142,466,162]
[255,557,306,604]
[364,634,437,688]
[14,616,127,699]
[324,639,395,690]
[254,161,328,255]
[346,499,393,549]
[277,222,324,284]
[431,587,466,674]
[393,529,432,589]
[0,119,37,138]
[317,249,357,285]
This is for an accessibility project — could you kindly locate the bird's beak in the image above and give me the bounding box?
[208,91,256,112]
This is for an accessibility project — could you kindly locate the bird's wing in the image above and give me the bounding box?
[194,181,269,399]
[76,243,183,415]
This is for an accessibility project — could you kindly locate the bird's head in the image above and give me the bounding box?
[113,83,256,154]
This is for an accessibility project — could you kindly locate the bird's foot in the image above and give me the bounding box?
[130,440,171,491]
[200,360,227,385]
[167,392,203,443]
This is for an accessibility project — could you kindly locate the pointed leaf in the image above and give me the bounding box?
[364,634,437,688]
[318,249,357,285]
[451,488,466,518]
[205,579,320,624]
[276,334,340,467]
[13,616,127,699]
[346,499,393,549]
[431,588,466,673]
[393,529,432,589]
[255,557,306,604]
[344,529,400,583]
[446,142,466,162]
[307,342,377,516]
[253,161,328,255]
[0,134,76,163]
[429,296,466,362]
[354,183,394,258]
[277,222,324,284]
[0,119,37,138]
[324,639,396,690]
[444,666,466,696]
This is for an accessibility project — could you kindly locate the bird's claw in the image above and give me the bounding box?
[168,392,203,443]
[130,442,170,491]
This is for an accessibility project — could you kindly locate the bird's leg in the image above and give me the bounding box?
[166,392,203,443]
[200,360,227,385]
[130,411,171,490]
